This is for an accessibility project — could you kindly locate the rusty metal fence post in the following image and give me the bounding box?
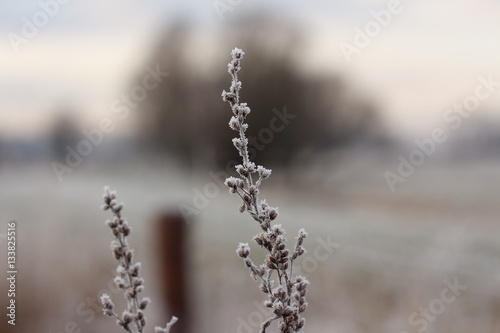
[156,211,190,333]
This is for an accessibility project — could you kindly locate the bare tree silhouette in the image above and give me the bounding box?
[136,17,381,170]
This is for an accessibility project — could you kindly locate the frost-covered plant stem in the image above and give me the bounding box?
[100,187,177,333]
[222,48,310,333]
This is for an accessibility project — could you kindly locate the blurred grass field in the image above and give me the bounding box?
[1,153,500,333]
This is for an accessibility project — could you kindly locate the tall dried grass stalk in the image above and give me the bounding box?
[222,48,310,333]
[100,187,177,333]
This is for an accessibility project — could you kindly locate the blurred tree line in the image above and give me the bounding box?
[136,18,382,170]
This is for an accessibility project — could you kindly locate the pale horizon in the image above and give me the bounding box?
[1,0,499,138]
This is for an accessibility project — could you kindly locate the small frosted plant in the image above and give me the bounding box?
[222,48,310,333]
[100,187,177,333]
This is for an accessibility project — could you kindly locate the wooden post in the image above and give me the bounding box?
[156,211,190,333]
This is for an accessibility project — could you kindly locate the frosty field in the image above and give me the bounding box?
[1,153,499,333]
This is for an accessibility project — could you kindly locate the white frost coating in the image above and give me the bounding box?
[221,48,310,333]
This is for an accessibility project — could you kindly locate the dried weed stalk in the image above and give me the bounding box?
[222,48,309,333]
[100,187,177,333]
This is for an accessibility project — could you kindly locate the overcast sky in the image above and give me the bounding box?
[1,0,499,138]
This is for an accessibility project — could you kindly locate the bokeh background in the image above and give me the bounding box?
[1,0,500,332]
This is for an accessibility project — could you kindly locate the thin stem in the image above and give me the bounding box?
[260,316,279,333]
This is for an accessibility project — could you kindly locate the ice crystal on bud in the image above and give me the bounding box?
[221,48,309,333]
[257,166,272,179]
[100,293,115,316]
[229,116,240,130]
[237,243,251,258]
[154,317,178,333]
[139,298,151,310]
[231,47,245,59]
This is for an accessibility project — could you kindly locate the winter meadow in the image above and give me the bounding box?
[1,1,500,333]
